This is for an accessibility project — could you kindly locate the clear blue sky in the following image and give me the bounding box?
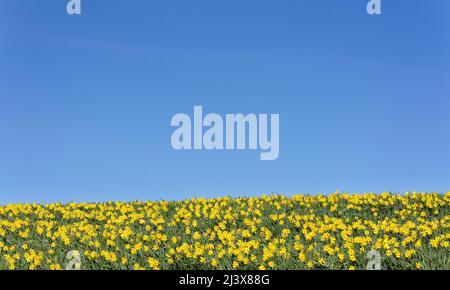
[1,0,449,204]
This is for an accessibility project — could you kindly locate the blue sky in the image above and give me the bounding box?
[0,0,449,204]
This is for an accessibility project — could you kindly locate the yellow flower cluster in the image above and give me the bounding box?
[0,192,449,270]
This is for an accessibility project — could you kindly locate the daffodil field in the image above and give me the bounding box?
[0,192,449,270]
